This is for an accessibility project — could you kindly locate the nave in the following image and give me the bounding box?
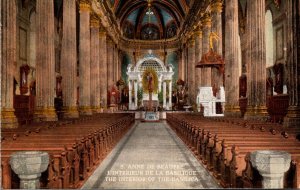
[82,121,220,189]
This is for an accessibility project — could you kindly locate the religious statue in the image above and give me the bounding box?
[273,63,284,94]
[209,32,220,50]
[266,70,274,97]
[147,73,154,111]
[147,73,154,93]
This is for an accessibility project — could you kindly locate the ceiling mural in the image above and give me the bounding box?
[112,0,189,40]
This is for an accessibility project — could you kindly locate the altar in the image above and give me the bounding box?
[126,54,174,110]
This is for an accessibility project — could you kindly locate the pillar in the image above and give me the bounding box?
[78,0,92,115]
[90,14,101,113]
[107,38,114,90]
[283,0,300,127]
[1,0,18,128]
[244,0,268,119]
[128,80,132,109]
[168,80,172,109]
[194,29,203,91]
[188,38,195,103]
[99,28,107,108]
[60,0,79,118]
[114,46,119,81]
[211,0,223,87]
[163,81,166,108]
[224,0,241,117]
[134,80,138,108]
[250,150,291,188]
[34,0,57,121]
[179,48,184,80]
[201,13,212,87]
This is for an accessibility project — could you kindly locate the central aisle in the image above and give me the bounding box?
[82,121,220,189]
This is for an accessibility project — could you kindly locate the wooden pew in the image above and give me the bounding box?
[1,113,135,189]
[166,113,300,188]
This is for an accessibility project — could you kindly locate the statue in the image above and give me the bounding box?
[273,63,284,94]
[147,73,153,93]
[147,73,153,111]
[209,32,220,50]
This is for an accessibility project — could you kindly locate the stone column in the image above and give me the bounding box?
[107,38,114,90]
[178,49,184,80]
[34,0,57,121]
[188,38,195,103]
[163,81,166,108]
[169,81,172,109]
[99,28,107,108]
[60,0,79,118]
[184,46,188,82]
[283,0,300,127]
[128,80,132,109]
[1,0,18,128]
[134,80,138,108]
[194,29,203,91]
[90,14,101,113]
[244,0,268,119]
[114,46,119,81]
[250,150,291,188]
[224,0,241,117]
[201,14,212,87]
[78,0,92,115]
[211,0,223,87]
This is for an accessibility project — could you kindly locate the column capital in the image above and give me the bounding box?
[201,13,212,28]
[211,0,223,13]
[99,31,106,37]
[194,29,203,38]
[90,13,100,28]
[79,0,91,12]
[107,38,114,45]
[188,38,195,47]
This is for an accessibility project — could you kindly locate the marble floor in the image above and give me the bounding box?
[82,121,221,189]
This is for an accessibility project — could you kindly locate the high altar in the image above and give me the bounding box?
[126,54,174,110]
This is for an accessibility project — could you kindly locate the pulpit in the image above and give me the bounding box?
[196,86,225,117]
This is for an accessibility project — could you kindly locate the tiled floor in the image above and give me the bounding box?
[82,121,221,189]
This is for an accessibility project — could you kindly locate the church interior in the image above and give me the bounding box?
[1,0,300,189]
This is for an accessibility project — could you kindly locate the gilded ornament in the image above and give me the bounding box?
[211,0,223,13]
[90,13,100,28]
[201,13,211,27]
[79,0,91,12]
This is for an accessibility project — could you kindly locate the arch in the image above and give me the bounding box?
[265,10,274,68]
[135,56,167,72]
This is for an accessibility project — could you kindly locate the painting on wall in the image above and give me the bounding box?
[276,26,284,61]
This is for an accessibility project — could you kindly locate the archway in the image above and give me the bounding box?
[126,54,174,110]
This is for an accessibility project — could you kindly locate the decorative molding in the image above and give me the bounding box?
[79,0,91,12]
[90,12,100,28]
[211,0,223,13]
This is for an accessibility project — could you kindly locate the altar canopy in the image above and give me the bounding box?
[126,54,174,110]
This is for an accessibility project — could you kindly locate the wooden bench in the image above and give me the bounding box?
[166,113,300,189]
[1,113,135,189]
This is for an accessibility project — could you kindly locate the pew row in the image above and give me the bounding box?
[166,113,300,188]
[1,113,135,189]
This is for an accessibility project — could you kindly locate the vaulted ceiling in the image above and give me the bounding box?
[108,0,192,40]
